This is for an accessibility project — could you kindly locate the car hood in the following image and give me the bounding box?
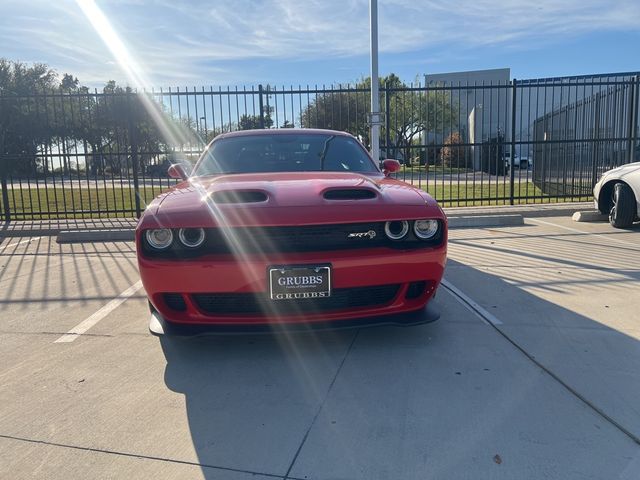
[596,162,640,188]
[140,172,443,229]
[602,161,640,178]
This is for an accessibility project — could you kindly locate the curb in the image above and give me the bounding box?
[1,220,138,239]
[443,202,592,218]
[56,230,135,243]
[572,211,608,223]
[448,214,524,229]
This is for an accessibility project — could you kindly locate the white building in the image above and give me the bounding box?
[424,68,511,170]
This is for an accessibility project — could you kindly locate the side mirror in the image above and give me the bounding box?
[168,163,192,180]
[381,159,401,176]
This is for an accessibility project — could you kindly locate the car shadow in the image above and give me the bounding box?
[159,259,640,480]
[159,327,360,478]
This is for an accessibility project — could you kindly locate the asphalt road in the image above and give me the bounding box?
[0,216,639,479]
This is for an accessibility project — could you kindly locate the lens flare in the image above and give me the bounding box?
[76,0,201,151]
[78,0,337,407]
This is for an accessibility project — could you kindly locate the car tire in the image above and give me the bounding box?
[609,182,636,228]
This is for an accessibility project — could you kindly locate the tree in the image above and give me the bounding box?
[0,59,61,176]
[299,74,458,161]
[238,114,262,130]
[385,75,458,163]
[300,82,370,144]
[0,59,204,179]
[237,108,273,130]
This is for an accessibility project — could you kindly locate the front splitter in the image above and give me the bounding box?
[149,303,440,336]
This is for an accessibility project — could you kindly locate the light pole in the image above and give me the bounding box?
[369,0,381,162]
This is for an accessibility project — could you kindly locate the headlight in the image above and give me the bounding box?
[178,228,206,248]
[414,219,439,240]
[145,229,173,250]
[384,220,409,240]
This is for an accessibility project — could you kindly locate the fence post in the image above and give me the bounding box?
[127,93,142,218]
[384,82,391,160]
[591,94,601,188]
[628,76,638,164]
[0,102,10,222]
[635,76,640,159]
[509,79,517,205]
[258,84,265,129]
[0,152,10,223]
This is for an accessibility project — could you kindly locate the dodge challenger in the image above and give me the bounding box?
[136,129,447,334]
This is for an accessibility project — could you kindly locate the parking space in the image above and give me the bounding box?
[447,217,640,442]
[1,217,639,479]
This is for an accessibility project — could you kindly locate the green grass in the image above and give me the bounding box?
[1,183,591,218]
[422,181,590,207]
[1,186,163,219]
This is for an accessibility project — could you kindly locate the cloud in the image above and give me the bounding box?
[1,0,638,86]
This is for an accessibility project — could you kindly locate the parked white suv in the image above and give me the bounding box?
[593,162,640,228]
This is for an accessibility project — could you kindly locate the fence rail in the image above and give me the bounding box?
[1,73,638,220]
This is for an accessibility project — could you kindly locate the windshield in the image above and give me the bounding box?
[193,134,378,176]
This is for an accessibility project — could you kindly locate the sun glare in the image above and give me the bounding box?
[76,0,328,385]
[76,0,194,149]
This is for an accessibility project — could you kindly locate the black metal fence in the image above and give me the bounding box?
[1,73,638,220]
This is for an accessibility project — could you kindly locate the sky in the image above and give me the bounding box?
[2,0,640,89]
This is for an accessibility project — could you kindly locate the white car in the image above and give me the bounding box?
[504,153,531,171]
[593,161,640,228]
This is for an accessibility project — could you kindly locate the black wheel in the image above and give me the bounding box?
[609,182,636,228]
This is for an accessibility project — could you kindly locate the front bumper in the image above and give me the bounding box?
[148,302,441,335]
[138,246,446,326]
[593,179,604,211]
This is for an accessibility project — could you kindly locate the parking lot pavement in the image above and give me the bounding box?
[446,216,640,442]
[1,219,639,480]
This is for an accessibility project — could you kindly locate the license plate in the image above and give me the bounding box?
[269,265,331,300]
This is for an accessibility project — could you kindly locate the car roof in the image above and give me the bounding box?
[213,128,354,141]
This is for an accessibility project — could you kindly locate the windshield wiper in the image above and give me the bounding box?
[318,135,336,171]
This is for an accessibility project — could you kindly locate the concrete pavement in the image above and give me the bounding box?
[0,217,639,479]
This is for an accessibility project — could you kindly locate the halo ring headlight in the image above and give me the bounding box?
[178,228,206,248]
[414,219,439,240]
[384,220,409,240]
[145,228,173,250]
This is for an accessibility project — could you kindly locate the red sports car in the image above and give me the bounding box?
[136,129,447,334]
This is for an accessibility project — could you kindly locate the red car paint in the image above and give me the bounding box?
[136,129,447,327]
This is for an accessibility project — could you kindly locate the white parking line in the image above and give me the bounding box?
[54,281,143,343]
[528,218,640,249]
[0,236,45,251]
[441,279,503,326]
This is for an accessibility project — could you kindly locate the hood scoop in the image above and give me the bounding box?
[210,190,268,204]
[323,188,377,200]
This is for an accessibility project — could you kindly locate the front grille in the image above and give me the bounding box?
[405,281,427,299]
[163,293,187,311]
[206,223,389,253]
[192,284,400,316]
[143,221,443,257]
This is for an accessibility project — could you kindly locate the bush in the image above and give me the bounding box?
[440,132,470,168]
